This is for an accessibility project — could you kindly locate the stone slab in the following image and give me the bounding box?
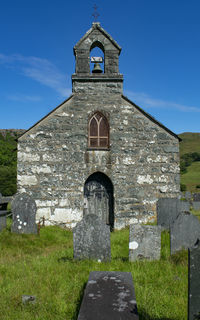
[129,224,161,261]
[157,198,190,230]
[0,210,7,231]
[73,214,111,261]
[22,295,36,305]
[170,213,200,254]
[77,271,139,320]
[188,242,200,320]
[11,193,37,234]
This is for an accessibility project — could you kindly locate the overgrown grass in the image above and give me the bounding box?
[0,223,187,320]
[181,161,200,192]
[191,208,200,221]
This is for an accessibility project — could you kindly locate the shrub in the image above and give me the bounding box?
[180,183,187,191]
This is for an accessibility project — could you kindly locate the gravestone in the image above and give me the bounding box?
[192,202,200,211]
[11,193,37,234]
[188,241,200,320]
[157,198,190,230]
[77,271,139,320]
[73,214,111,261]
[170,213,200,254]
[129,224,161,261]
[185,191,192,201]
[0,211,7,231]
[193,193,200,202]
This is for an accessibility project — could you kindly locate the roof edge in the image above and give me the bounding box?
[18,95,74,140]
[74,22,121,53]
[122,95,181,141]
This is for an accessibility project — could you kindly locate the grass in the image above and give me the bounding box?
[0,222,188,320]
[181,161,200,192]
[190,208,200,221]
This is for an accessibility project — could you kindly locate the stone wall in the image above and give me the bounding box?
[17,84,180,229]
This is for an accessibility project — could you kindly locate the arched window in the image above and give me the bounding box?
[88,112,109,149]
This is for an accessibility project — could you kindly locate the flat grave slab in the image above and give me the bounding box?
[77,271,139,320]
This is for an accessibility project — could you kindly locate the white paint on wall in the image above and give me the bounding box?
[53,208,82,222]
[137,175,153,185]
[147,155,168,163]
[32,165,52,174]
[157,185,168,193]
[123,157,135,165]
[18,152,40,162]
[18,175,37,186]
[59,199,70,207]
[158,175,168,183]
[37,207,51,219]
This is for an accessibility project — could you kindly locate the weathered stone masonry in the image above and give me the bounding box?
[17,23,180,229]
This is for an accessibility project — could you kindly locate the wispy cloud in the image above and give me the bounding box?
[124,90,200,113]
[0,53,71,97]
[7,94,42,102]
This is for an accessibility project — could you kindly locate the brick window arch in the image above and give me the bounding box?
[88,112,109,149]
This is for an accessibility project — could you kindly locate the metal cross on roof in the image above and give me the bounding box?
[92,4,100,22]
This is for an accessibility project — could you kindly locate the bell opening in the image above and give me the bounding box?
[92,63,103,73]
[90,46,104,74]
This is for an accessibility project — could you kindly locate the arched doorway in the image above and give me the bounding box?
[84,172,114,229]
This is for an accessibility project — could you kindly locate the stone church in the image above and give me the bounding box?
[17,23,180,229]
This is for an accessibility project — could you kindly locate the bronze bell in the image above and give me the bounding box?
[92,62,103,73]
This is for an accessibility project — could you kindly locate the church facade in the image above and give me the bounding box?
[17,23,180,229]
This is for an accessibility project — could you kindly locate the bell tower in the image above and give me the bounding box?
[72,22,123,94]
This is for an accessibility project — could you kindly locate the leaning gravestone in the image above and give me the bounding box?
[77,271,139,320]
[11,193,37,234]
[129,224,161,261]
[170,213,200,255]
[73,214,111,261]
[157,198,190,230]
[0,211,7,231]
[188,241,200,320]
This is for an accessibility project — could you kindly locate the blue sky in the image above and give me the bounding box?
[0,0,200,134]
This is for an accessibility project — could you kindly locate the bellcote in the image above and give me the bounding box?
[72,23,123,94]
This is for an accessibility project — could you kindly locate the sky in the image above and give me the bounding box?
[0,0,200,134]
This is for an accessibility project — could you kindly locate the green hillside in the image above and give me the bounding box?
[178,132,200,192]
[181,161,200,192]
[0,129,25,196]
[179,132,200,156]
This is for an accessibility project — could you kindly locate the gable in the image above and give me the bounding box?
[18,95,74,141]
[74,22,121,53]
[121,95,181,141]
